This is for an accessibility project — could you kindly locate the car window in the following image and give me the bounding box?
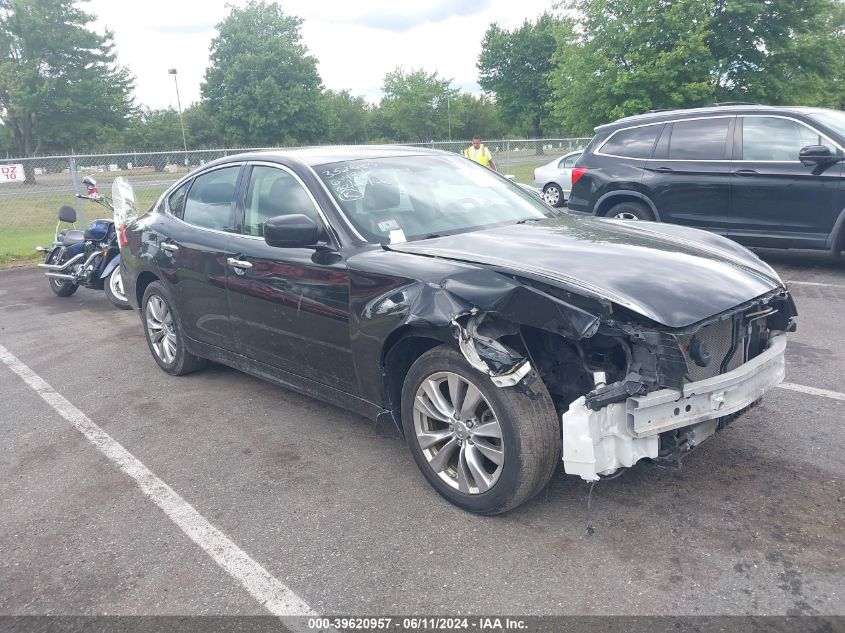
[742,116,825,161]
[600,125,660,158]
[562,154,580,168]
[182,166,240,231]
[668,118,730,160]
[166,181,190,217]
[243,166,321,237]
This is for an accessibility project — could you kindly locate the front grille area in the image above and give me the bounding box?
[678,317,744,382]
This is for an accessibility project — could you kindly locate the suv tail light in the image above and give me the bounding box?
[571,167,588,187]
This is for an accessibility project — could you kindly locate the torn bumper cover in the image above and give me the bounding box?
[562,333,787,481]
[452,312,532,387]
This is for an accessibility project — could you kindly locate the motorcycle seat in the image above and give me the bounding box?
[59,229,85,245]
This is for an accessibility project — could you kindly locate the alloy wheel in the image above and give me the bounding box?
[146,295,177,364]
[413,371,504,494]
[543,186,560,206]
[613,211,639,220]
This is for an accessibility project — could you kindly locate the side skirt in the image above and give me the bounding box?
[184,335,388,423]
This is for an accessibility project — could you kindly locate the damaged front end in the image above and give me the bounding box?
[431,282,795,483]
[559,290,796,481]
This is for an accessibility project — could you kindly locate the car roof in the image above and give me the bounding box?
[595,105,839,133]
[222,144,446,167]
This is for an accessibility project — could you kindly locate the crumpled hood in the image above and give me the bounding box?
[388,215,784,328]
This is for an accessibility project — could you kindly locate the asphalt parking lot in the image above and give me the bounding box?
[1,250,843,617]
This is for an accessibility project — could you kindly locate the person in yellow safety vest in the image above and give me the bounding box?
[463,136,498,171]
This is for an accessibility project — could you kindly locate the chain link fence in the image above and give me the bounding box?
[0,138,590,262]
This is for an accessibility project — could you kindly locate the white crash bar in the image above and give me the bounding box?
[562,333,787,481]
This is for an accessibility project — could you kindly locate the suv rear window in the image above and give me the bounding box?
[600,125,660,159]
[668,118,730,160]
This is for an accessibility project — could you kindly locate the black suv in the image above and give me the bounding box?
[568,105,845,255]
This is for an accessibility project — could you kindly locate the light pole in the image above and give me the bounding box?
[168,68,189,167]
[447,95,451,142]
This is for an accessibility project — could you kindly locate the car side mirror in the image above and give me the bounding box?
[58,205,77,223]
[263,214,322,248]
[799,145,840,166]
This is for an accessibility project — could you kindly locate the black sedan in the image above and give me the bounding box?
[121,146,797,514]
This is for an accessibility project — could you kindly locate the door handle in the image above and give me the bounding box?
[227,257,253,270]
[654,166,674,173]
[160,243,179,252]
[734,169,758,177]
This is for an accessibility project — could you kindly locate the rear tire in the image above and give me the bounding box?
[401,345,560,515]
[606,200,654,221]
[105,266,131,310]
[46,251,79,297]
[141,281,206,376]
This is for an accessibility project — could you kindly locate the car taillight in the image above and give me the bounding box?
[117,224,128,248]
[571,166,588,186]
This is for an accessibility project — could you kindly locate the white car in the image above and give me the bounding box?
[533,150,582,207]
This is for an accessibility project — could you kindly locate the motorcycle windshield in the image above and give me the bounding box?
[112,177,137,228]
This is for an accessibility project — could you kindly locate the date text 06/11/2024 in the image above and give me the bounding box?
[306,617,528,630]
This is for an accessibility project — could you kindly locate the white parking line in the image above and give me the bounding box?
[779,382,845,402]
[0,343,315,617]
[786,280,845,289]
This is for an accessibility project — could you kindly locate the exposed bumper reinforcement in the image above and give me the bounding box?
[562,333,787,481]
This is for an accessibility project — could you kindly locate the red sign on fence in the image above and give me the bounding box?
[0,164,25,183]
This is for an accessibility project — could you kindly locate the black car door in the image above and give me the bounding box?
[154,164,242,351]
[645,116,734,232]
[225,163,357,392]
[729,115,843,248]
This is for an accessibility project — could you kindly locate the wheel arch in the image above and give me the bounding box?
[595,190,660,220]
[381,328,449,435]
[135,270,161,308]
[825,206,845,256]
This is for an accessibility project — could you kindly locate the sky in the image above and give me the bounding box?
[88,0,557,110]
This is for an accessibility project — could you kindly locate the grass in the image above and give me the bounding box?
[0,187,165,265]
[504,161,545,186]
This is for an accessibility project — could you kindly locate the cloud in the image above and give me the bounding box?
[347,0,492,32]
[151,22,217,34]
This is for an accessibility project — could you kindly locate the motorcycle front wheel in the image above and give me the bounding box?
[105,266,131,309]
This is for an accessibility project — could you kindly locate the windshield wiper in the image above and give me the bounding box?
[515,217,544,225]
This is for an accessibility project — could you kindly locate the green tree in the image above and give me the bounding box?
[378,67,458,142]
[183,102,222,148]
[323,89,372,144]
[478,14,559,138]
[450,93,506,140]
[0,0,133,175]
[549,0,845,135]
[709,0,845,106]
[201,0,324,146]
[121,107,184,151]
[549,0,714,135]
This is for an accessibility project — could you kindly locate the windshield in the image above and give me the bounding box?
[315,154,554,242]
[806,109,845,140]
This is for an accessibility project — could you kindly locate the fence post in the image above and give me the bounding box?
[68,154,84,225]
[506,140,510,170]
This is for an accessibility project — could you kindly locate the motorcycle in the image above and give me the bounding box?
[36,175,138,310]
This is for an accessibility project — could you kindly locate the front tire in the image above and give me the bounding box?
[141,281,206,376]
[105,266,131,310]
[401,345,560,515]
[542,183,564,207]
